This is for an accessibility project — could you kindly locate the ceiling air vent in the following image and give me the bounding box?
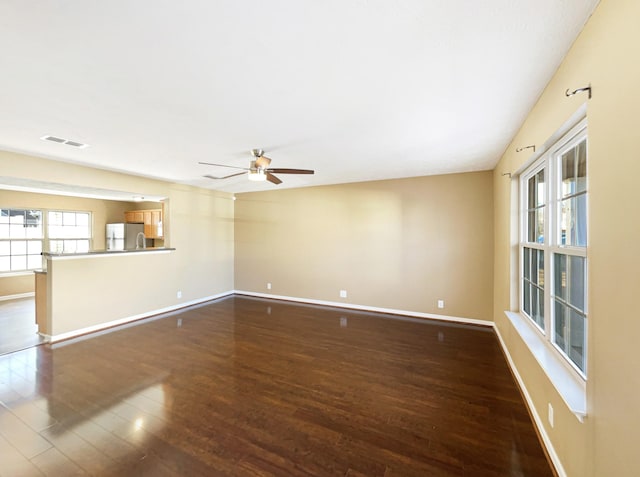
[42,135,65,143]
[65,141,84,148]
[40,135,89,149]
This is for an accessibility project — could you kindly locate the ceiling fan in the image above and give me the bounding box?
[199,149,314,185]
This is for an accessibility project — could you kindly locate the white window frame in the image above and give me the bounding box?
[0,209,45,273]
[0,208,93,275]
[519,118,588,380]
[47,210,93,254]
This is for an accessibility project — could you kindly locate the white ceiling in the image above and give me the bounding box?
[0,0,599,194]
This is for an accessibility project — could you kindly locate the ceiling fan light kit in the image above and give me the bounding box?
[199,149,314,186]
[248,169,266,181]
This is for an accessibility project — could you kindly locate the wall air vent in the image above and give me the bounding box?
[40,135,89,149]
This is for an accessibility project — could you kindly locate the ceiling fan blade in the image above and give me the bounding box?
[198,161,248,171]
[266,172,282,185]
[203,172,246,180]
[266,168,314,175]
[255,155,272,168]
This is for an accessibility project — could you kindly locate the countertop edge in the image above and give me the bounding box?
[43,248,176,260]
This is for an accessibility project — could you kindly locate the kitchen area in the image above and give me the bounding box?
[106,207,164,251]
[35,204,175,341]
[0,191,173,354]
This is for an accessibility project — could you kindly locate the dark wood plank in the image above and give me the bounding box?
[0,296,554,476]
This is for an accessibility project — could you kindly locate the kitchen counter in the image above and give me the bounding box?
[43,247,175,260]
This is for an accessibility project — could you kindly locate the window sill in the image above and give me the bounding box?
[0,270,37,278]
[504,310,586,421]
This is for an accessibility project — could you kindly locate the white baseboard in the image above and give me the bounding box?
[0,292,35,302]
[493,324,565,477]
[233,290,493,327]
[49,291,235,343]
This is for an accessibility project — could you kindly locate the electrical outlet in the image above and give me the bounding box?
[437,299,444,309]
[177,291,182,299]
[267,282,272,290]
[548,403,554,428]
[340,290,347,298]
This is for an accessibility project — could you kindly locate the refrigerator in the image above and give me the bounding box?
[106,223,144,251]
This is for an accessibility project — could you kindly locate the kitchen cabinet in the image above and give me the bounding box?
[124,210,144,224]
[125,208,163,239]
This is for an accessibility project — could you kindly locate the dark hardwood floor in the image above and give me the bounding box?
[0,296,554,476]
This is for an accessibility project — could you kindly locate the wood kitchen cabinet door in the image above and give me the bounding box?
[125,211,144,223]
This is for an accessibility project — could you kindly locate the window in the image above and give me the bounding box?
[0,209,44,272]
[520,119,588,376]
[47,211,91,254]
[0,208,93,273]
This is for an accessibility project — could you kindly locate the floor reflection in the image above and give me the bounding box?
[0,296,554,476]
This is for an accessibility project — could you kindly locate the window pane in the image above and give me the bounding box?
[531,286,538,322]
[27,255,42,270]
[48,211,63,226]
[576,140,587,194]
[569,309,586,372]
[530,286,545,330]
[536,287,545,329]
[0,256,9,271]
[76,213,89,227]
[0,241,9,256]
[49,240,63,253]
[64,240,77,253]
[11,255,26,271]
[25,222,43,239]
[554,300,567,351]
[9,223,26,239]
[63,212,76,226]
[554,253,567,301]
[561,195,587,247]
[537,250,545,287]
[531,250,538,284]
[9,210,26,225]
[27,241,42,255]
[524,282,531,316]
[575,194,587,247]
[569,256,586,312]
[536,170,545,207]
[527,211,536,242]
[528,176,535,208]
[49,225,61,239]
[560,198,571,245]
[0,224,8,238]
[76,240,89,253]
[26,210,42,227]
[562,148,576,197]
[523,248,530,280]
[0,209,9,223]
[12,240,27,255]
[76,225,90,239]
[536,208,544,243]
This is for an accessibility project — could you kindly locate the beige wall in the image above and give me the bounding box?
[0,189,136,297]
[0,150,235,333]
[493,0,640,475]
[235,171,494,321]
